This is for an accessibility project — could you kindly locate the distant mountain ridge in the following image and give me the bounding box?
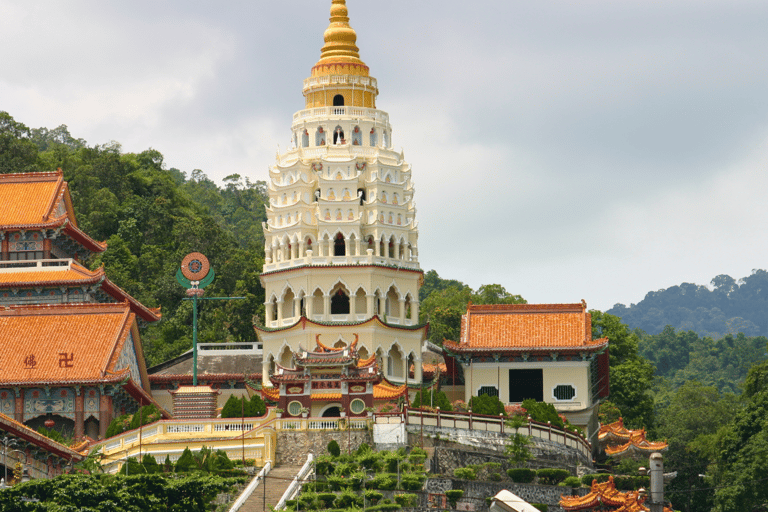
[607,269,768,338]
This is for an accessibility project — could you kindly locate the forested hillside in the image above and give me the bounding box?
[1,112,268,366]
[608,270,768,338]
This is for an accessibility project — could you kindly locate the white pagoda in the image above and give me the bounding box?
[256,0,428,418]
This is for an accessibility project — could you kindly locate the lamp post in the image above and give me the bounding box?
[1,436,17,486]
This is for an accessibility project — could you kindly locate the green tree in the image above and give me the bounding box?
[410,388,452,410]
[592,311,655,430]
[469,394,505,416]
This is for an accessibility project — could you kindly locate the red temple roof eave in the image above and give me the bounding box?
[0,370,130,388]
[443,340,608,354]
[0,413,85,462]
[100,278,161,323]
[62,222,107,253]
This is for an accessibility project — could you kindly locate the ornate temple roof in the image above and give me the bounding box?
[443,302,608,353]
[560,476,673,512]
[0,262,161,323]
[0,171,107,253]
[0,302,141,386]
[599,419,669,458]
[0,412,86,462]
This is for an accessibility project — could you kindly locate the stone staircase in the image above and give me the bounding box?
[237,465,304,512]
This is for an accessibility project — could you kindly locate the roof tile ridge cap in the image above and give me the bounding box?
[41,170,66,222]
[0,411,80,456]
[0,170,62,182]
[103,307,134,376]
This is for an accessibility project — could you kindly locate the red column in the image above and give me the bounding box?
[14,389,23,423]
[74,392,85,439]
[99,394,112,439]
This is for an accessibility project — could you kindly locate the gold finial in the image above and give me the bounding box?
[317,0,364,65]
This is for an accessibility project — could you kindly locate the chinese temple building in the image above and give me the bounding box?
[255,0,428,416]
[598,418,668,459]
[260,335,407,417]
[443,302,610,441]
[0,171,165,441]
[560,476,674,512]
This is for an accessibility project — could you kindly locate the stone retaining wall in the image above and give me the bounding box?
[276,430,374,465]
[407,426,592,475]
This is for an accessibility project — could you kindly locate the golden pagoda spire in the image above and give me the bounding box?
[305,0,378,109]
[316,0,364,66]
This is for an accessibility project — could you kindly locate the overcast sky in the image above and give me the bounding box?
[3,0,768,311]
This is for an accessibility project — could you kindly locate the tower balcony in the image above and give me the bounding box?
[292,106,388,127]
[262,251,420,273]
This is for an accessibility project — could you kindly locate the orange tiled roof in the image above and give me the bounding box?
[312,393,342,400]
[261,387,279,401]
[443,302,608,351]
[0,171,67,227]
[605,431,669,458]
[0,412,85,461]
[0,263,160,322]
[0,302,137,385]
[0,262,104,286]
[598,418,632,443]
[560,476,672,512]
[0,171,107,253]
[374,380,408,399]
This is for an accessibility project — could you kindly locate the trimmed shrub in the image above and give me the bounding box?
[614,475,650,490]
[507,468,536,483]
[175,448,198,472]
[366,504,401,512]
[453,467,476,480]
[580,473,611,486]
[401,473,426,491]
[446,489,464,508]
[317,492,336,508]
[469,394,506,416]
[298,491,318,510]
[365,489,384,504]
[334,489,361,509]
[369,473,397,490]
[490,472,503,482]
[521,400,564,428]
[536,468,570,485]
[560,476,581,488]
[326,475,347,491]
[411,389,452,411]
[394,493,417,507]
[142,454,160,474]
[327,440,341,457]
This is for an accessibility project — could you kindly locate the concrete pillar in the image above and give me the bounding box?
[306,296,314,318]
[299,241,305,259]
[375,239,381,257]
[383,240,390,259]
[265,246,272,264]
[323,294,331,320]
[262,359,271,387]
[265,302,274,324]
[414,356,423,384]
[276,300,284,325]
[399,298,406,323]
[366,294,375,317]
[293,297,301,318]
[355,238,361,256]
[344,237,351,257]
[379,296,386,317]
[393,242,400,260]
[411,300,420,323]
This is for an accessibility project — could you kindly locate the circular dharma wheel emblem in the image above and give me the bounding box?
[181,252,210,281]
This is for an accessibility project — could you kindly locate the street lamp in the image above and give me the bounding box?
[1,436,17,486]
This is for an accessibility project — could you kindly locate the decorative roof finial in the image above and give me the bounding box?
[317,0,364,65]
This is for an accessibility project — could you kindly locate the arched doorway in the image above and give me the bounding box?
[322,406,342,417]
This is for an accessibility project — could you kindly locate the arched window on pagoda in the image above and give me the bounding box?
[333,94,344,106]
[334,233,346,256]
[355,288,367,316]
[331,288,350,315]
[352,125,362,146]
[370,128,377,147]
[302,130,309,148]
[315,127,325,146]
[333,126,345,145]
[358,188,366,206]
[387,345,404,379]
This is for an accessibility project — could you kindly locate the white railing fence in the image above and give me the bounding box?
[275,453,314,511]
[229,460,272,512]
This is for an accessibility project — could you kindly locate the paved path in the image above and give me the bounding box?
[238,465,304,512]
